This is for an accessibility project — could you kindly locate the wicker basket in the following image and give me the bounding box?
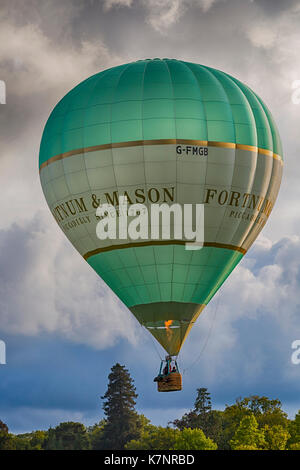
[157,372,182,392]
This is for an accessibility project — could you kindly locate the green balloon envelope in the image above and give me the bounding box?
[39,59,283,355]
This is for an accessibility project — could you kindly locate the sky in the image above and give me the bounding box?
[0,0,300,434]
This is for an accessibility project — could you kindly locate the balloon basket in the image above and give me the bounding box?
[157,372,182,392]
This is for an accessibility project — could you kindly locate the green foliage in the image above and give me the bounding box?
[230,414,266,450]
[287,410,300,449]
[98,363,142,449]
[0,420,17,450]
[44,422,90,450]
[236,396,288,428]
[194,388,212,414]
[172,428,217,450]
[0,420,8,433]
[30,430,48,450]
[229,415,291,451]
[14,430,48,450]
[126,426,179,450]
[87,419,106,450]
[126,425,217,450]
[171,388,224,447]
[289,442,300,450]
[172,388,212,430]
[0,432,17,450]
[263,425,290,450]
[220,394,289,449]
[220,403,250,448]
[1,367,299,452]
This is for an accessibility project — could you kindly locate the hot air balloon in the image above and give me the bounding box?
[39,59,283,392]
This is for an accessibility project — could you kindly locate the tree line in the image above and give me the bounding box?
[0,363,299,450]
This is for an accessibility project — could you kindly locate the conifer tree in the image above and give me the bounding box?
[194,388,212,414]
[99,363,142,449]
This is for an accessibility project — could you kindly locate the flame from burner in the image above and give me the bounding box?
[165,320,173,340]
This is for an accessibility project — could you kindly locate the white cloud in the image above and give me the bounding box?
[101,0,222,34]
[246,21,277,49]
[0,0,299,372]
[0,213,139,349]
[143,0,185,33]
[3,210,299,368]
[0,9,124,231]
[180,234,300,384]
[0,21,121,96]
[0,4,137,351]
[142,0,220,33]
[194,0,218,12]
[103,0,134,10]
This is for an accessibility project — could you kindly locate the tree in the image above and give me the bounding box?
[126,426,179,450]
[171,388,223,446]
[99,363,142,449]
[14,436,31,450]
[221,401,252,448]
[14,430,48,450]
[44,422,90,450]
[0,420,8,433]
[263,425,290,450]
[172,428,217,450]
[237,395,288,429]
[221,395,289,449]
[287,410,300,449]
[126,426,217,450]
[172,388,212,430]
[289,443,300,450]
[30,430,48,450]
[0,420,16,450]
[230,414,266,450]
[87,420,106,450]
[194,388,212,414]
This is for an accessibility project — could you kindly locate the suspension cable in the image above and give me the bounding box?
[139,323,164,361]
[181,294,221,375]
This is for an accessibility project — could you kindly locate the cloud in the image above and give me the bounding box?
[0,3,125,231]
[143,0,185,33]
[0,0,299,422]
[179,234,300,387]
[0,20,121,96]
[101,0,221,33]
[0,213,139,349]
[242,3,300,76]
[226,235,300,326]
[245,21,277,49]
[194,0,219,12]
[0,406,99,434]
[142,0,220,33]
[0,0,297,354]
[103,0,134,10]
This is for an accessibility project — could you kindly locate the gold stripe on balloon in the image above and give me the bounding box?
[39,139,283,171]
[83,240,247,261]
